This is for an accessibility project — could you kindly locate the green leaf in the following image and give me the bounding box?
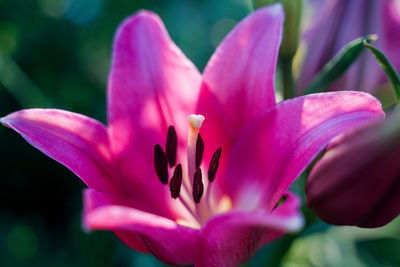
[304,35,377,95]
[363,41,400,100]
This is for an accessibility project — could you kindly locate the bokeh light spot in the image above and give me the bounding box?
[63,0,105,25]
[6,223,39,261]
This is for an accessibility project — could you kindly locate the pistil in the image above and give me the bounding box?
[187,114,205,183]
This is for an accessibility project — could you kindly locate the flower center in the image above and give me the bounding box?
[153,114,222,224]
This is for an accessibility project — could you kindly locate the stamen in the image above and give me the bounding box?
[169,164,182,199]
[208,147,222,182]
[187,114,205,181]
[154,144,168,184]
[166,126,178,167]
[195,134,204,168]
[193,168,204,203]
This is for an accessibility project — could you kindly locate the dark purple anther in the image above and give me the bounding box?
[193,168,204,203]
[170,164,183,199]
[166,126,178,167]
[208,147,222,183]
[196,134,204,168]
[154,144,168,184]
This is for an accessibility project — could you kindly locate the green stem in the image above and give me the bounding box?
[282,58,295,99]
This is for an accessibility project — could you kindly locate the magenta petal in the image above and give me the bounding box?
[0,109,115,193]
[84,189,199,265]
[107,10,202,216]
[195,192,303,267]
[83,189,149,253]
[220,92,384,211]
[197,4,284,157]
[108,10,201,144]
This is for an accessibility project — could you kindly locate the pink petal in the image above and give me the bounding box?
[84,189,199,266]
[107,10,202,218]
[219,92,384,211]
[195,192,303,267]
[197,4,284,161]
[0,109,115,193]
[83,189,149,253]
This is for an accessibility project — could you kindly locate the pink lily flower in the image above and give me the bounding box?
[298,0,400,94]
[1,5,385,266]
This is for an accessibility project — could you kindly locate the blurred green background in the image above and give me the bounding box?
[0,0,399,266]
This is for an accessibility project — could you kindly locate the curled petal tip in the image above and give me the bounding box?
[0,112,22,129]
[0,112,16,125]
[127,9,160,22]
[258,2,284,18]
[270,2,284,13]
[114,9,163,40]
[0,111,24,127]
[134,9,157,17]
[0,116,7,126]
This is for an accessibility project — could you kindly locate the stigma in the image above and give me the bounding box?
[188,114,205,129]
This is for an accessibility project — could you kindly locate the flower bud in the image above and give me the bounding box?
[306,112,400,228]
[254,0,304,58]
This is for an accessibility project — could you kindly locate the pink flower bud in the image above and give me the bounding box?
[306,113,400,228]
